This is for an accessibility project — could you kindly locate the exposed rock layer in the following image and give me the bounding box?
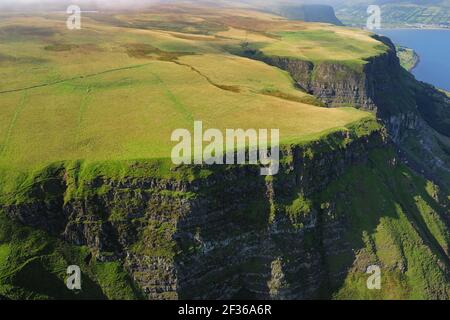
[3,129,389,299]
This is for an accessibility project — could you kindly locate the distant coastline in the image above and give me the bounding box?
[383,25,450,30]
[378,29,450,91]
[347,23,450,30]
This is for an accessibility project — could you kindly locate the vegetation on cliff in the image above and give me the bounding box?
[0,211,143,299]
[396,46,420,72]
[1,142,448,299]
[321,149,449,299]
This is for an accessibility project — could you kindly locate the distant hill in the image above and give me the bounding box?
[276,4,344,26]
[335,0,450,27]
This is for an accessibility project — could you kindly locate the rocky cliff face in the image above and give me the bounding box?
[3,126,392,299]
[240,35,450,188]
[242,35,413,117]
[3,120,449,300]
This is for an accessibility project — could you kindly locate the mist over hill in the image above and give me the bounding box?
[0,0,340,26]
[4,0,447,27]
[0,0,164,12]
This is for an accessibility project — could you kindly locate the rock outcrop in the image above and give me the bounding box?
[241,35,413,117]
[2,125,391,299]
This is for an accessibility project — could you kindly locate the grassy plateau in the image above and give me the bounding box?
[0,7,383,193]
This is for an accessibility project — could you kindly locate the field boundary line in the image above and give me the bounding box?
[0,92,27,157]
[0,63,154,95]
[171,60,242,93]
[75,86,92,145]
[149,71,195,122]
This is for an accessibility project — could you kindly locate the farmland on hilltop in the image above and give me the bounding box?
[0,7,380,189]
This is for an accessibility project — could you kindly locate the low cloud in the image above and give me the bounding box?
[0,0,349,12]
[0,0,166,12]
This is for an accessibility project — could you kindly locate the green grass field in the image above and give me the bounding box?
[0,8,384,169]
[256,28,387,64]
[0,7,387,191]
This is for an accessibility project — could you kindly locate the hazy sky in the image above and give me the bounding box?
[0,0,166,11]
[0,0,345,7]
[0,0,357,12]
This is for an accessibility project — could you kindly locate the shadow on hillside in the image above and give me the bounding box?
[172,153,449,299]
[312,156,450,299]
[173,165,275,300]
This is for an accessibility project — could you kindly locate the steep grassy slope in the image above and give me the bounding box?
[0,210,143,299]
[322,149,450,299]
